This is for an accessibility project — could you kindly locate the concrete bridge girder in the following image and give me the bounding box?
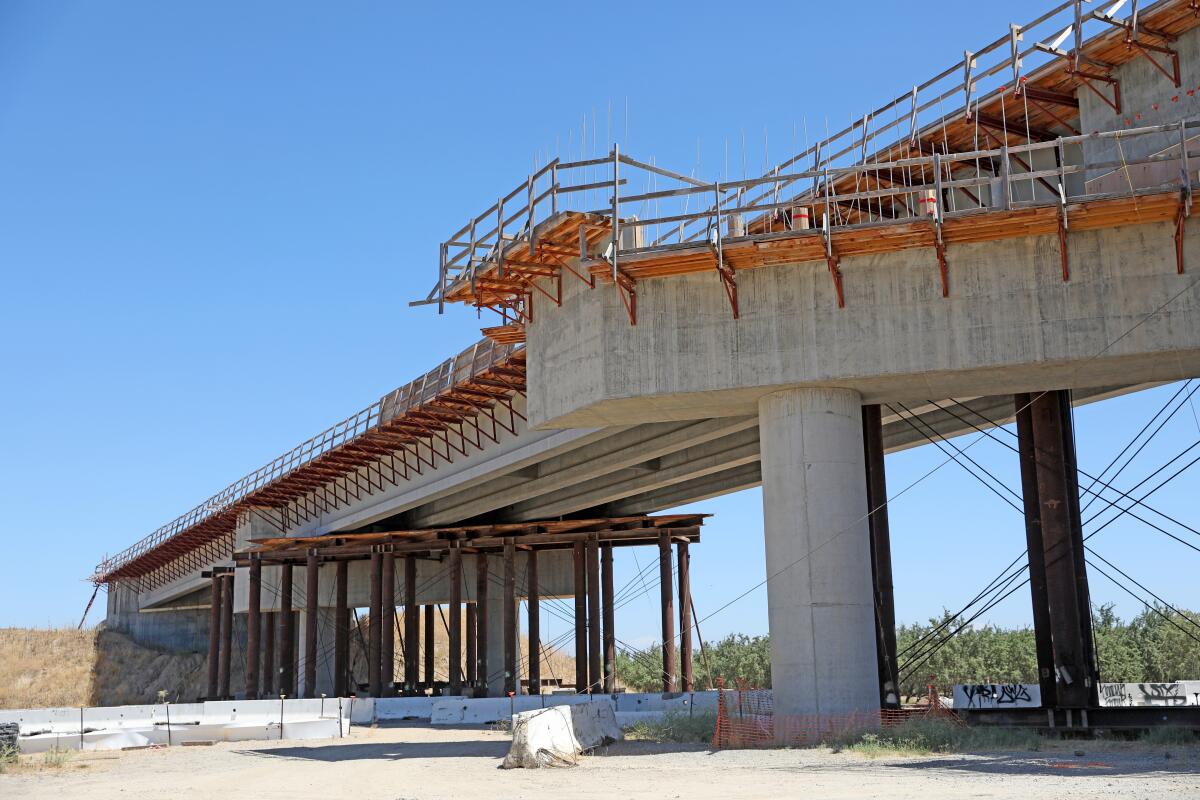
[526,223,1200,430]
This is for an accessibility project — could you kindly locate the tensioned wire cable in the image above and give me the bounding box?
[895,424,1200,679]
[667,269,1200,677]
[892,408,1200,666]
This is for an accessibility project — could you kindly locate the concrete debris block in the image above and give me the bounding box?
[501,700,622,769]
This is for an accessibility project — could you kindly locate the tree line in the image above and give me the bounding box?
[614,605,1200,698]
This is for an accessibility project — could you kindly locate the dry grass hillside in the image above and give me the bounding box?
[0,627,96,708]
[0,627,207,709]
[1,617,577,710]
[347,610,576,688]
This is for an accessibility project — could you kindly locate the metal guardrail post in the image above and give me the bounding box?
[1000,145,1012,210]
[496,196,505,278]
[612,143,620,281]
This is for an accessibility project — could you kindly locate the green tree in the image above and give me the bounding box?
[614,606,1200,698]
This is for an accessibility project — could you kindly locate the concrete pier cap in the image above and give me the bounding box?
[758,387,879,718]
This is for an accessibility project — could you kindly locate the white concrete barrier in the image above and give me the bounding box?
[1099,681,1200,707]
[374,696,435,721]
[501,700,622,768]
[3,698,350,753]
[430,696,544,724]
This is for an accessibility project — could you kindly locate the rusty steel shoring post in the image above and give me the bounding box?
[262,611,275,697]
[335,560,349,697]
[658,531,677,693]
[601,543,616,693]
[586,535,602,694]
[218,574,233,700]
[527,549,540,695]
[465,604,478,687]
[207,572,221,699]
[280,564,295,696]
[368,549,383,697]
[423,604,436,694]
[676,542,694,693]
[290,608,299,699]
[475,554,489,698]
[403,555,419,695]
[862,404,899,708]
[1030,390,1098,708]
[305,550,319,698]
[448,543,463,696]
[1059,389,1101,706]
[573,541,587,694]
[246,556,262,700]
[1015,393,1059,707]
[381,551,396,696]
[503,537,518,695]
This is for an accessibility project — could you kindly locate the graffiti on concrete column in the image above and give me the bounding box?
[1099,682,1200,707]
[952,683,1041,709]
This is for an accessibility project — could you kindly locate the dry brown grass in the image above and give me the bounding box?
[1,614,578,711]
[0,627,208,709]
[351,610,576,687]
[0,628,97,709]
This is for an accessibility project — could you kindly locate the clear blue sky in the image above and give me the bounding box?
[1,1,1197,654]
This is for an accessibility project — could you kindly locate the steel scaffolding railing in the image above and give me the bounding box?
[419,0,1198,322]
[91,339,522,585]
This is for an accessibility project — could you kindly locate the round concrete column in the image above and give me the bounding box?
[758,387,879,718]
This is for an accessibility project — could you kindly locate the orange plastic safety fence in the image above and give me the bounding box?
[711,679,963,749]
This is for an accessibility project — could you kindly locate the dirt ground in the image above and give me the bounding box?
[3,722,1199,800]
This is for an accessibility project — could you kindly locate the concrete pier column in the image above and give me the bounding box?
[424,605,436,693]
[217,574,233,699]
[486,585,520,697]
[403,555,419,695]
[475,554,489,698]
[288,609,299,696]
[758,387,879,717]
[207,573,221,699]
[261,611,275,696]
[448,543,463,696]
[503,538,517,695]
[296,606,336,698]
[246,557,262,700]
[381,552,395,695]
[465,604,478,687]
[368,550,383,697]
[279,564,294,696]
[573,542,587,694]
[334,560,349,697]
[304,551,319,698]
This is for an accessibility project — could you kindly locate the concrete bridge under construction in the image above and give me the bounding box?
[96,0,1200,726]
